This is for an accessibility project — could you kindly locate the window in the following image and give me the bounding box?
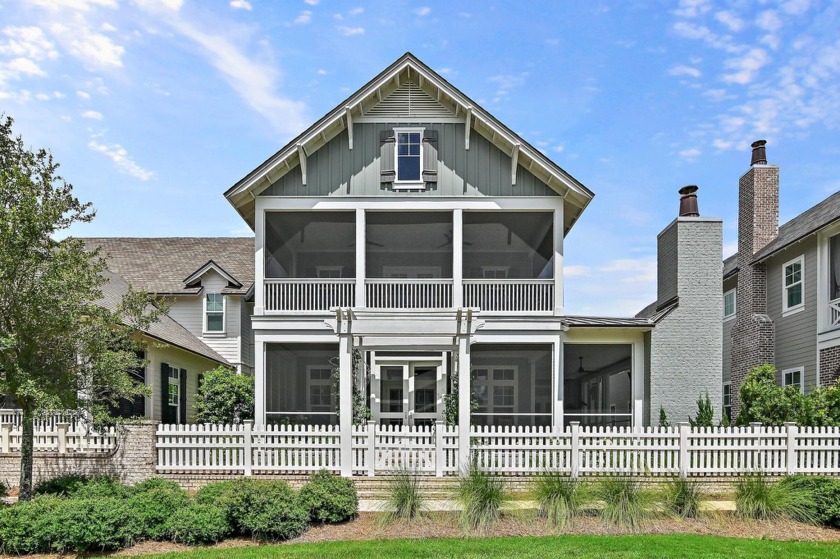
[472,367,518,418]
[205,293,224,333]
[830,234,840,301]
[394,128,422,185]
[783,256,804,314]
[167,368,180,408]
[782,367,804,393]
[316,266,343,278]
[482,266,509,279]
[307,367,334,412]
[724,289,736,320]
[722,383,731,421]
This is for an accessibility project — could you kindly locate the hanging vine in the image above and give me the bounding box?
[331,348,372,426]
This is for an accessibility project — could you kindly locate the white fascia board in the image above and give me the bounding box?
[183,260,241,288]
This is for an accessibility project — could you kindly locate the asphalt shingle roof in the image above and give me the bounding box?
[752,190,840,262]
[99,270,229,365]
[82,237,255,295]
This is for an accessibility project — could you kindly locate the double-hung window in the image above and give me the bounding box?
[783,256,804,314]
[394,128,423,187]
[205,293,224,333]
[722,383,731,421]
[167,367,180,421]
[782,367,804,393]
[724,289,736,320]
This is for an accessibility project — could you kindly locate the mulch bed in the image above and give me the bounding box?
[3,511,838,558]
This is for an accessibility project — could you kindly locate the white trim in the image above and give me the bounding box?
[723,288,736,321]
[306,365,335,413]
[316,266,344,278]
[203,293,226,335]
[782,255,805,316]
[722,382,732,421]
[781,366,805,393]
[471,365,519,422]
[183,260,242,288]
[167,365,182,424]
[393,126,424,189]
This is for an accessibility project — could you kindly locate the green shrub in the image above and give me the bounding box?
[54,497,141,552]
[237,481,309,541]
[70,475,127,499]
[382,470,426,522]
[778,475,840,527]
[735,472,815,522]
[128,478,190,540]
[663,477,701,518]
[34,473,90,496]
[0,495,65,554]
[168,503,232,546]
[194,365,254,424]
[596,477,654,530]
[0,480,7,499]
[298,470,358,524]
[533,472,588,529]
[197,479,308,541]
[456,462,511,531]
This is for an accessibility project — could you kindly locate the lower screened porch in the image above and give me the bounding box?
[259,339,642,430]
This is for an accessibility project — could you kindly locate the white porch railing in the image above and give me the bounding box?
[463,279,554,312]
[264,278,355,312]
[830,297,840,326]
[156,422,840,477]
[365,278,453,309]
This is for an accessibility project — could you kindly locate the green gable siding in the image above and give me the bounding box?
[261,123,557,198]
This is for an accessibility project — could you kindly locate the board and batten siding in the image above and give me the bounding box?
[240,300,255,373]
[166,269,244,369]
[722,275,737,384]
[262,123,558,198]
[145,344,217,423]
[766,238,818,391]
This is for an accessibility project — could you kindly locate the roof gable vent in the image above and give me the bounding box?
[365,80,456,119]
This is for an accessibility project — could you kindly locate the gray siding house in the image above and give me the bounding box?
[721,141,840,418]
[224,52,724,437]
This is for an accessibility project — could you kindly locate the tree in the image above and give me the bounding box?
[736,364,793,426]
[194,366,254,424]
[0,116,159,500]
[689,393,714,427]
[658,406,670,428]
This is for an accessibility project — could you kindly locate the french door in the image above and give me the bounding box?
[375,361,444,427]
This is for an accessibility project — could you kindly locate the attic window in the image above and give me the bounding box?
[395,128,423,186]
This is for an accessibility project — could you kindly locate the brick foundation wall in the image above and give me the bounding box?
[0,421,158,490]
[819,345,840,387]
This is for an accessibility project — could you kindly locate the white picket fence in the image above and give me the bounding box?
[0,418,117,454]
[156,422,840,477]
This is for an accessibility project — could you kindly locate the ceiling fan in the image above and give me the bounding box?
[577,356,596,375]
[437,231,474,248]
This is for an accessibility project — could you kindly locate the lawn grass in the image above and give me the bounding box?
[135,534,840,559]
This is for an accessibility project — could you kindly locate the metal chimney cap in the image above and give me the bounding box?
[751,139,768,166]
[751,140,767,149]
[678,185,699,196]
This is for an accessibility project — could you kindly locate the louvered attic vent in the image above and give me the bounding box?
[366,81,456,118]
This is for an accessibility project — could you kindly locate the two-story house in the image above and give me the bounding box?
[722,141,840,418]
[224,51,723,454]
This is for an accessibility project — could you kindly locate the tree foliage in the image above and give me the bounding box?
[194,366,254,424]
[330,349,371,426]
[688,393,715,428]
[737,364,840,426]
[0,116,160,499]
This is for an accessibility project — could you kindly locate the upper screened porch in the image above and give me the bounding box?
[258,206,563,315]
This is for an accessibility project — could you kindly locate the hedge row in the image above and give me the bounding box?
[0,471,357,554]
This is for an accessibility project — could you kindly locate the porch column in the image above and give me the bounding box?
[457,333,471,468]
[254,199,265,315]
[355,208,365,308]
[553,205,564,315]
[338,313,353,476]
[453,209,463,308]
[255,339,266,425]
[632,338,645,427]
[553,338,564,433]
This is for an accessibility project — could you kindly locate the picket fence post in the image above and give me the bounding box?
[678,422,690,478]
[569,422,580,478]
[56,422,69,454]
[367,420,376,477]
[0,423,10,453]
[785,422,797,475]
[243,420,253,476]
[434,420,444,477]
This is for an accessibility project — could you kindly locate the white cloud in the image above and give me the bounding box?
[348,7,364,16]
[782,0,810,15]
[599,258,657,284]
[88,139,154,180]
[714,10,744,32]
[30,0,117,11]
[76,89,91,99]
[230,0,252,10]
[4,57,46,77]
[679,147,701,159]
[722,47,769,84]
[756,10,783,32]
[553,144,565,153]
[488,72,528,98]
[304,0,320,4]
[414,7,431,16]
[337,26,364,36]
[101,22,117,32]
[81,109,103,119]
[673,0,712,18]
[295,11,312,24]
[317,68,327,75]
[0,26,59,61]
[669,64,702,78]
[564,265,590,277]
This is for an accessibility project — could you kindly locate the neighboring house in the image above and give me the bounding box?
[99,270,229,424]
[722,141,840,418]
[83,238,256,375]
[223,52,723,433]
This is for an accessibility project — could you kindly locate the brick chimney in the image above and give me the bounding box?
[729,140,779,418]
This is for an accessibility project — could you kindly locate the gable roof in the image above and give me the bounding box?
[82,238,254,296]
[723,253,738,279]
[225,52,594,236]
[752,190,840,263]
[99,270,229,365]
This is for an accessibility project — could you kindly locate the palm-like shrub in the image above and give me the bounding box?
[663,477,701,518]
[382,470,426,522]
[596,477,653,530]
[533,472,588,529]
[735,472,816,522]
[456,463,511,531]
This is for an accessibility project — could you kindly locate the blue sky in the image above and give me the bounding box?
[1,0,839,316]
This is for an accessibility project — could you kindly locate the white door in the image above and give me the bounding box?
[374,361,444,426]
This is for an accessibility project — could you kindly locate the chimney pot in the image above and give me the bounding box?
[750,139,767,166]
[678,185,700,217]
